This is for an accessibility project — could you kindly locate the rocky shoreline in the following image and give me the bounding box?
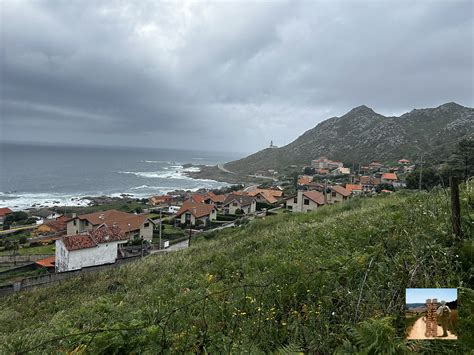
[184,164,268,185]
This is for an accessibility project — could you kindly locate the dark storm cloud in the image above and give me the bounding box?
[1,0,472,152]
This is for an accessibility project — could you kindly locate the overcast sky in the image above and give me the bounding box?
[1,0,472,153]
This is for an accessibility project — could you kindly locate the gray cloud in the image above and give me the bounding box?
[1,0,472,152]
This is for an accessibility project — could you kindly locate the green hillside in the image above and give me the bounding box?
[1,188,473,353]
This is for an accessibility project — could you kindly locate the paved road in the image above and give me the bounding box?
[407,316,457,340]
[150,239,190,254]
[217,163,236,175]
[0,225,36,235]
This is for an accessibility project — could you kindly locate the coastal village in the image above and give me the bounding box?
[0,154,413,293]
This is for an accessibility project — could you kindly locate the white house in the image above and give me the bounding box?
[327,185,351,204]
[285,190,325,213]
[175,201,217,226]
[55,224,128,272]
[222,194,257,215]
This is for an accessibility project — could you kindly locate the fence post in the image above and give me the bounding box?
[450,176,462,239]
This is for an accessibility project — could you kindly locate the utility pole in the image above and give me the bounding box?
[188,224,192,247]
[324,179,328,204]
[418,154,424,192]
[159,208,162,250]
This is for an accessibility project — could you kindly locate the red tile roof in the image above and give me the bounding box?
[345,184,363,193]
[149,195,173,204]
[61,224,127,251]
[176,201,216,218]
[72,210,151,233]
[203,192,226,203]
[382,173,398,180]
[0,207,13,217]
[44,215,68,232]
[223,194,256,207]
[297,175,313,186]
[331,185,351,197]
[190,194,206,203]
[303,191,326,205]
[35,256,55,268]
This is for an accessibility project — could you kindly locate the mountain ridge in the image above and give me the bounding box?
[225,102,473,174]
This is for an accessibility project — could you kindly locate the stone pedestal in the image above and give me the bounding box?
[425,298,438,338]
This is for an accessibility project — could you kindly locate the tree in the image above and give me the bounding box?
[447,139,474,180]
[406,167,445,190]
[3,211,29,225]
[303,167,315,175]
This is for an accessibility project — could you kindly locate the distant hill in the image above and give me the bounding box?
[225,102,474,174]
[406,303,426,310]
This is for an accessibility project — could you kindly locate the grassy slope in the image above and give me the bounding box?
[0,189,472,353]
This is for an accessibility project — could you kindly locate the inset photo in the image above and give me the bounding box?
[405,288,458,340]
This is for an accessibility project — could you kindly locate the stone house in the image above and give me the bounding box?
[66,210,154,242]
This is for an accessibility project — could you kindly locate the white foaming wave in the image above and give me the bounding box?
[130,185,174,191]
[0,192,92,211]
[118,165,201,180]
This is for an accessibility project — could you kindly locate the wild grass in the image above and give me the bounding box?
[0,187,472,353]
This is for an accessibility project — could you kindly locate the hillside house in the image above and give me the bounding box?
[0,207,13,224]
[332,167,350,175]
[297,175,313,186]
[34,209,62,220]
[202,192,226,206]
[285,190,325,213]
[368,161,383,170]
[247,188,283,205]
[222,194,257,215]
[149,195,173,206]
[359,175,381,192]
[176,201,217,226]
[66,210,154,242]
[55,224,128,272]
[327,185,351,203]
[398,159,411,165]
[33,215,68,236]
[311,157,343,170]
[381,172,398,184]
[345,184,363,195]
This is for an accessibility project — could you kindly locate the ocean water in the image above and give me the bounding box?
[0,142,243,210]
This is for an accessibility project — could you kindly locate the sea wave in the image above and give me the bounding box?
[118,165,202,180]
[0,192,92,210]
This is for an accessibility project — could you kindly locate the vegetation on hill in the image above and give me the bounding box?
[0,187,472,353]
[225,102,473,174]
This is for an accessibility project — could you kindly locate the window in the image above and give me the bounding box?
[293,197,297,203]
[85,220,89,226]
[73,220,77,226]
[144,222,150,228]
[332,192,336,197]
[304,199,310,205]
[232,202,238,206]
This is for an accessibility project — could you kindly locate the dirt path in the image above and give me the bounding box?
[407,316,457,340]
